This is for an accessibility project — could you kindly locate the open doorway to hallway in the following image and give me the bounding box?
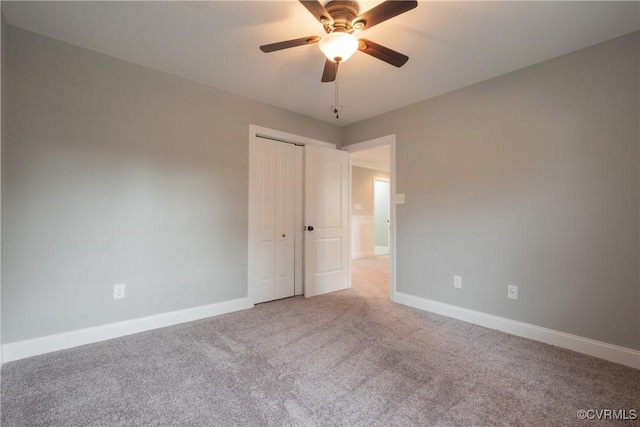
[351,255,390,298]
[348,143,392,297]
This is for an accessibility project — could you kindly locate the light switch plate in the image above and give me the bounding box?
[396,194,405,204]
[114,284,125,300]
[453,275,462,289]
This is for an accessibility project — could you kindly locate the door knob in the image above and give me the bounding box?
[282,234,286,238]
[307,226,314,231]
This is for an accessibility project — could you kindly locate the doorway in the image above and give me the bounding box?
[343,135,396,300]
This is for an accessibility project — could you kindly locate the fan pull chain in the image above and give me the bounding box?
[334,62,339,119]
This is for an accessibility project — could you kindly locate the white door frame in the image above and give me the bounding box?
[247,125,336,308]
[342,135,397,301]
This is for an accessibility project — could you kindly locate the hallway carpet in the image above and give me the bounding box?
[2,255,639,426]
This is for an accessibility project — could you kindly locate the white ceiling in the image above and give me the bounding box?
[3,1,639,126]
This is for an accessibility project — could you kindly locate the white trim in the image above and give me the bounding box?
[352,215,374,220]
[352,252,375,259]
[247,133,258,306]
[394,292,640,369]
[348,156,353,289]
[2,298,250,363]
[294,146,304,296]
[343,135,396,302]
[375,246,390,255]
[389,139,396,302]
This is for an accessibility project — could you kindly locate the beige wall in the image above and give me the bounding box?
[3,23,639,353]
[1,26,340,343]
[352,166,389,217]
[344,32,640,350]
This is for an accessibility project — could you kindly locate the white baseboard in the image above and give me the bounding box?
[352,251,375,259]
[374,246,389,255]
[394,292,640,370]
[2,297,251,363]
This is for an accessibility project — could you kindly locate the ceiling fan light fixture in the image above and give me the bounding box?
[319,32,358,63]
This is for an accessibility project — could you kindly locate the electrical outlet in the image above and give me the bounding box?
[507,285,518,300]
[453,275,462,289]
[114,284,125,300]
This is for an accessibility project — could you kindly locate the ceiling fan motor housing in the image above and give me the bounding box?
[324,0,360,34]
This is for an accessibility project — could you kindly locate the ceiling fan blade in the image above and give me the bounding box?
[358,38,409,67]
[259,36,321,53]
[299,0,334,26]
[321,59,338,82]
[352,0,417,31]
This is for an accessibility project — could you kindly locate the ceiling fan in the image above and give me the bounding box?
[259,0,418,82]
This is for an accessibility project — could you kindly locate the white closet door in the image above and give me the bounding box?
[253,138,276,304]
[274,142,300,299]
[251,138,300,304]
[304,144,350,297]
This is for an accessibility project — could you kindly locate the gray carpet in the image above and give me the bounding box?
[2,255,639,426]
